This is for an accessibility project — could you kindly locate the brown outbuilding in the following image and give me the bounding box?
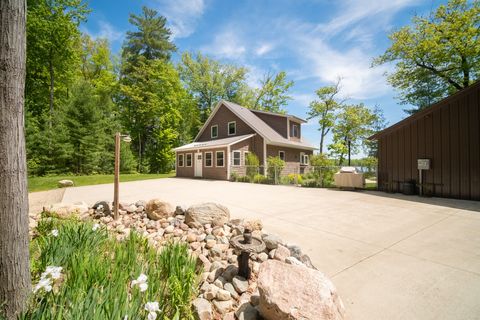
[370,81,480,200]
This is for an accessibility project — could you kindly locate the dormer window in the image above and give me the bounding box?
[211,125,218,138]
[291,124,299,137]
[228,121,236,135]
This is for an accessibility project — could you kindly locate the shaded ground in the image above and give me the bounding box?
[61,178,480,320]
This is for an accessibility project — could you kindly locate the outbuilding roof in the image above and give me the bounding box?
[173,134,256,152]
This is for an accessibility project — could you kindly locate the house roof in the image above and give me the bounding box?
[370,80,480,139]
[250,109,307,123]
[194,100,316,150]
[173,134,256,152]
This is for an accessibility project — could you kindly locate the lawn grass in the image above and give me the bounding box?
[28,172,175,193]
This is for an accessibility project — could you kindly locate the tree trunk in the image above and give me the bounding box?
[49,55,54,123]
[0,0,32,319]
[319,127,325,154]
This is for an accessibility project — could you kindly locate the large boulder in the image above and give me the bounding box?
[185,203,230,227]
[145,199,174,220]
[49,202,89,219]
[257,260,345,320]
[57,179,74,188]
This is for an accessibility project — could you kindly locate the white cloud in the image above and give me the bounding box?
[201,29,246,60]
[154,0,206,38]
[83,20,123,43]
[255,43,274,56]
[96,21,123,42]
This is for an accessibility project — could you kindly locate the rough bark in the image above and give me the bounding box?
[0,0,31,318]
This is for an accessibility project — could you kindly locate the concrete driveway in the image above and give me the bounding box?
[62,178,480,320]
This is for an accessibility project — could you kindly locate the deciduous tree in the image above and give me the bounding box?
[307,78,345,154]
[374,0,480,112]
[0,0,31,317]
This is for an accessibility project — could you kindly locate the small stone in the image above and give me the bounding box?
[204,285,219,300]
[223,282,239,299]
[197,254,211,272]
[273,245,290,262]
[191,241,202,251]
[235,303,259,320]
[187,233,197,242]
[192,298,212,320]
[197,233,206,242]
[175,205,185,215]
[232,276,248,294]
[126,205,136,213]
[223,312,235,320]
[216,289,231,301]
[262,234,283,250]
[135,200,147,207]
[180,223,189,231]
[285,256,304,266]
[212,300,233,315]
[252,262,260,274]
[250,292,260,306]
[268,249,276,259]
[173,228,183,237]
[221,265,238,282]
[214,277,226,289]
[208,268,225,282]
[257,252,268,262]
[200,282,211,293]
[205,239,217,249]
[165,225,175,233]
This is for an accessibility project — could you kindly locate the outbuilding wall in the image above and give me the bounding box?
[376,82,480,200]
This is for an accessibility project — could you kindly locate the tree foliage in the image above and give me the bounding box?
[122,6,176,64]
[374,0,480,112]
[328,104,380,165]
[178,52,248,122]
[307,78,345,154]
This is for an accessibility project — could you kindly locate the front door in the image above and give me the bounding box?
[194,153,202,177]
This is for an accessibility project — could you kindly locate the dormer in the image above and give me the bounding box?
[288,119,302,141]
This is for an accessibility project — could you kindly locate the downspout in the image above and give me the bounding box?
[263,140,267,176]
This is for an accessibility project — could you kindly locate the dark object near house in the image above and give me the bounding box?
[92,201,111,217]
[230,228,266,279]
[402,180,416,195]
[370,81,480,201]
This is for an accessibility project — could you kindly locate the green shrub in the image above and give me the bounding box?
[230,172,239,182]
[309,154,336,187]
[301,178,321,188]
[237,175,251,183]
[253,174,268,184]
[267,156,285,182]
[286,173,303,185]
[245,153,260,178]
[24,219,199,320]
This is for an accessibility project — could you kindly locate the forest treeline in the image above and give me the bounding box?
[25,2,295,176]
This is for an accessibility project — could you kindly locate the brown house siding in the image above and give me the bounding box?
[175,152,194,177]
[375,81,480,200]
[267,145,313,175]
[197,105,255,142]
[202,147,228,180]
[252,112,288,138]
[288,120,302,142]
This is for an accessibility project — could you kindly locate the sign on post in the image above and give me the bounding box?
[417,159,430,170]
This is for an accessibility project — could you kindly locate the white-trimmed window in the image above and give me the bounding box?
[177,154,184,167]
[291,124,299,137]
[228,121,236,135]
[204,152,213,167]
[300,152,309,165]
[186,153,193,167]
[232,151,241,166]
[216,151,224,167]
[278,151,285,161]
[211,125,218,138]
[244,151,250,165]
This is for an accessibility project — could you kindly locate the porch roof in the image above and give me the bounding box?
[173,134,256,152]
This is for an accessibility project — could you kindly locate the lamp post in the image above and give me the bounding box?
[114,132,131,220]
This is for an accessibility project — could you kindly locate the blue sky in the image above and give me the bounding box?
[82,0,446,155]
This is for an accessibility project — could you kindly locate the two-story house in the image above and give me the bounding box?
[174,100,316,180]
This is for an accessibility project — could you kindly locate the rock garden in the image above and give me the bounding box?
[29,199,345,320]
